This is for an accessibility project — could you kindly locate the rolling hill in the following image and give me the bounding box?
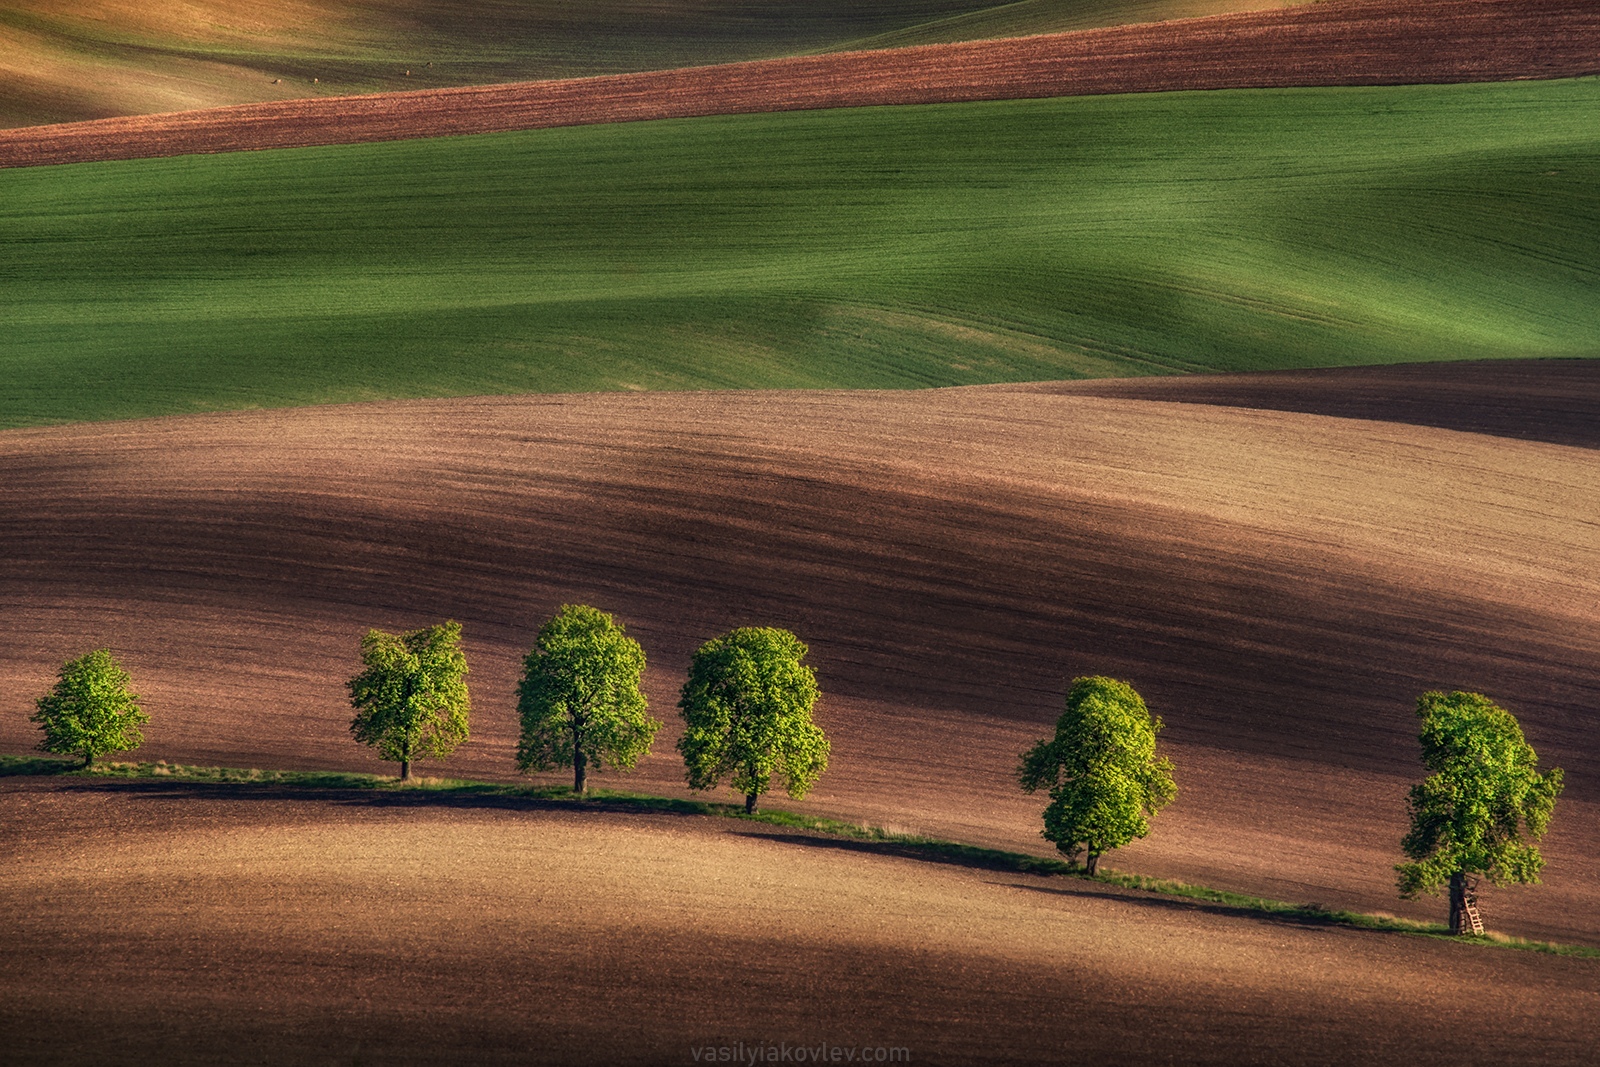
[4,4,1597,1059]
[4,783,1596,1064]
[3,79,1597,427]
[1,362,1595,949]
[0,0,1300,128]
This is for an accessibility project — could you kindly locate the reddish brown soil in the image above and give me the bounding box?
[1,0,1595,168]
[1,359,1596,958]
[3,779,1597,1065]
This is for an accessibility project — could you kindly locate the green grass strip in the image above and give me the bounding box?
[5,752,1595,958]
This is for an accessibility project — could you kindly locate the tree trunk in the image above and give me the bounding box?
[400,759,411,781]
[572,711,588,795]
[1085,850,1101,877]
[745,792,758,815]
[1449,870,1467,935]
[82,752,94,769]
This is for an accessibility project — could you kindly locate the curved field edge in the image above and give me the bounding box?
[3,80,1599,428]
[0,0,1300,129]
[8,753,1593,958]
[5,0,1596,168]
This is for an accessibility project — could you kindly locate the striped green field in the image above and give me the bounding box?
[3,78,1597,426]
[0,0,1294,128]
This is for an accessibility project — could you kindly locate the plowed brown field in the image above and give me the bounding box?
[1,0,1595,168]
[2,360,1596,958]
[3,781,1597,1064]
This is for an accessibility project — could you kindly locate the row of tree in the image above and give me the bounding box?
[1018,677,1564,935]
[28,616,1563,934]
[349,605,829,813]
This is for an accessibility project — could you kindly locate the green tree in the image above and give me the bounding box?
[1018,676,1176,876]
[678,627,828,814]
[1396,690,1564,935]
[32,649,148,768]
[347,620,471,780]
[516,604,659,794]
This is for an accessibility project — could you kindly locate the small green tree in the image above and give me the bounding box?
[1018,676,1176,876]
[1396,690,1563,935]
[678,627,828,814]
[516,604,659,794]
[347,620,470,780]
[32,649,148,768]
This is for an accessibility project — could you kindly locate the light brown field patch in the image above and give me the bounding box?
[1,779,1596,1063]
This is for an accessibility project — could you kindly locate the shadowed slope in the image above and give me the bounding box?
[1,362,1596,945]
[831,0,1301,51]
[1051,359,1600,448]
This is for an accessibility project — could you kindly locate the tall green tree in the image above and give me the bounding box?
[347,620,471,780]
[516,604,659,794]
[32,649,148,768]
[1396,690,1563,935]
[1018,676,1176,876]
[678,627,828,814]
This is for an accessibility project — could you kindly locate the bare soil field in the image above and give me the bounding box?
[1,0,1595,168]
[1,359,1596,959]
[2,779,1597,1065]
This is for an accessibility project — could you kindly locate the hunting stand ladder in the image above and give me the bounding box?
[1462,879,1485,936]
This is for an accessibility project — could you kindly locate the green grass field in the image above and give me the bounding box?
[0,0,1289,128]
[3,78,1598,426]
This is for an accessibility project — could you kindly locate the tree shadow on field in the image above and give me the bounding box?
[0,756,82,777]
[51,775,719,822]
[738,830,1411,939]
[1002,879,1368,934]
[731,829,1073,877]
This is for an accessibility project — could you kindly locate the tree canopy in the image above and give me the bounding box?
[347,620,471,780]
[31,649,148,767]
[516,604,659,794]
[1396,690,1563,933]
[677,626,828,814]
[1018,676,1176,875]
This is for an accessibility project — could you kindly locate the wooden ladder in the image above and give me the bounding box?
[1463,899,1485,936]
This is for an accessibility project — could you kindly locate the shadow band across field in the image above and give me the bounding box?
[1051,359,1600,449]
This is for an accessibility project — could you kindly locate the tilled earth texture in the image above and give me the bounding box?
[1,361,1596,951]
[1,0,1596,167]
[2,779,1597,1065]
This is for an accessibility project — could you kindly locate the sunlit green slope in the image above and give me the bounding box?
[2,79,1596,426]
